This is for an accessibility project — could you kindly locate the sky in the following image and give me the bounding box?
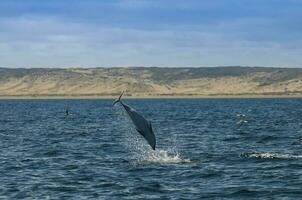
[0,0,301,68]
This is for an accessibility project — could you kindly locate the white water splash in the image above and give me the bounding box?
[138,149,191,164]
[127,136,191,164]
[123,128,191,164]
[245,152,302,159]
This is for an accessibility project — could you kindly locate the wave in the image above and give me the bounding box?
[241,152,302,159]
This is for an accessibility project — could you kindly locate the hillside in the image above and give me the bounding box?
[1,67,302,97]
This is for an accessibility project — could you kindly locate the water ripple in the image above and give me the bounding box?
[0,99,302,199]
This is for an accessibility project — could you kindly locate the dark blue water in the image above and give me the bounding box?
[1,98,302,199]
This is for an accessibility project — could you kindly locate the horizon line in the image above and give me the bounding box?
[1,65,300,69]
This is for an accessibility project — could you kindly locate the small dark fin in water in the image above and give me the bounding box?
[65,107,69,116]
[113,91,124,106]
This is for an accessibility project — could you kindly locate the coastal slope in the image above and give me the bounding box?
[1,67,302,97]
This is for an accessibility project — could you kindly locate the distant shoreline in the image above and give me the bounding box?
[1,94,302,99]
[2,67,302,99]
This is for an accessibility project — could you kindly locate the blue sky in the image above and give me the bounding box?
[0,0,301,68]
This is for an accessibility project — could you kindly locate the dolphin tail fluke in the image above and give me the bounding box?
[113,91,124,106]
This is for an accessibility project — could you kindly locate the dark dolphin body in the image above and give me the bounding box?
[113,92,156,150]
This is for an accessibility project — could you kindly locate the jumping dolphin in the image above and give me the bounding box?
[113,92,156,150]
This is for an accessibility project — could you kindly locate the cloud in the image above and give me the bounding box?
[0,3,301,68]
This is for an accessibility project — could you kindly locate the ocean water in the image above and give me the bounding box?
[0,98,302,199]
